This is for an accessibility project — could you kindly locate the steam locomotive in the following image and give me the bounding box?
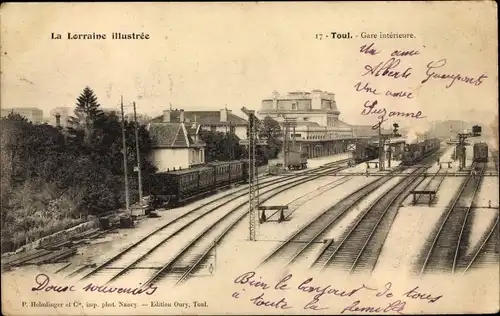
[401,138,440,165]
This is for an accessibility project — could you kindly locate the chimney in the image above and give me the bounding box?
[220,109,229,122]
[55,113,61,128]
[272,90,280,110]
[180,109,185,122]
[163,109,171,122]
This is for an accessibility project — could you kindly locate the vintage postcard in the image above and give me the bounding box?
[1,1,498,315]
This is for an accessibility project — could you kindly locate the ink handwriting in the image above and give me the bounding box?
[32,273,76,293]
[31,273,157,296]
[421,59,488,89]
[362,58,412,79]
[341,300,406,314]
[232,271,440,313]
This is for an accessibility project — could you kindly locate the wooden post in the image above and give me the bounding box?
[133,102,143,203]
[121,96,130,212]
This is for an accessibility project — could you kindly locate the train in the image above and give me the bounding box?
[401,138,441,165]
[148,153,275,208]
[150,160,246,208]
[285,150,308,170]
[354,141,379,163]
[473,142,488,163]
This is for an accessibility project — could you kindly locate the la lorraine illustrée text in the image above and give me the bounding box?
[51,32,150,40]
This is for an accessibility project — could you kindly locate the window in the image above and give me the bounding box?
[211,126,216,132]
[292,102,297,110]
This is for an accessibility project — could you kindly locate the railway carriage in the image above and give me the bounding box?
[198,166,216,190]
[150,167,203,207]
[228,160,244,184]
[208,161,232,187]
[354,141,379,163]
[149,158,254,209]
[286,150,308,170]
[473,142,489,163]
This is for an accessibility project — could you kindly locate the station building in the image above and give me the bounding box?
[257,90,358,158]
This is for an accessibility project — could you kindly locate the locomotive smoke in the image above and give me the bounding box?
[406,129,419,144]
[405,123,430,144]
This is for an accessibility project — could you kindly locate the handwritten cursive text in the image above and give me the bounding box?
[421,59,488,88]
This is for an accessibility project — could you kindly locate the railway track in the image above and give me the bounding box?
[257,150,444,271]
[132,165,354,287]
[461,214,499,274]
[170,175,355,286]
[413,169,447,205]
[311,167,427,273]
[74,161,350,283]
[257,166,409,268]
[417,163,486,276]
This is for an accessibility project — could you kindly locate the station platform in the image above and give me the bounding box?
[307,152,351,169]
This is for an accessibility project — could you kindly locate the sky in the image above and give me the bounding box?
[1,2,498,131]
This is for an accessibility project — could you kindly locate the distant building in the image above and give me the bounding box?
[147,121,206,172]
[257,90,356,158]
[1,107,44,123]
[258,90,353,139]
[101,108,119,115]
[124,113,152,125]
[49,107,72,128]
[150,108,248,140]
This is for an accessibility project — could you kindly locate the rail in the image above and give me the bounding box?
[418,163,485,276]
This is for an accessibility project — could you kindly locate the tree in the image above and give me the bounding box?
[68,86,104,146]
[199,130,243,162]
[258,116,282,160]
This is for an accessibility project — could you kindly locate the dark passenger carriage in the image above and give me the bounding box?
[229,161,244,184]
[473,142,489,163]
[208,161,231,187]
[354,141,379,163]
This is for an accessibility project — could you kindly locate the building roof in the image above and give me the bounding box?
[351,125,391,137]
[148,122,204,148]
[151,110,247,126]
[296,121,321,127]
[337,120,351,129]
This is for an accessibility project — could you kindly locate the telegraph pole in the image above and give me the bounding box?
[133,102,143,202]
[248,113,257,241]
[240,107,266,241]
[378,121,384,171]
[229,121,234,160]
[121,96,130,212]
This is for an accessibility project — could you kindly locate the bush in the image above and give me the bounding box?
[0,94,157,253]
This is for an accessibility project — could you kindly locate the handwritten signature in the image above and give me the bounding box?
[31,273,157,296]
[361,100,426,129]
[422,59,488,89]
[232,271,442,313]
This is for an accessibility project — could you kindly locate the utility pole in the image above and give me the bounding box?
[229,121,234,160]
[133,102,143,202]
[121,96,130,212]
[378,121,385,171]
[248,112,257,241]
[240,107,266,241]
